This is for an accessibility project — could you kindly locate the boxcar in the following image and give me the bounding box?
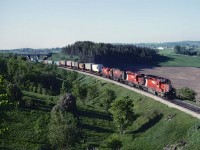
[79,63,85,70]
[60,60,66,66]
[92,64,103,73]
[43,60,48,64]
[66,61,72,67]
[71,61,75,68]
[85,63,93,71]
[74,62,79,69]
[47,60,53,65]
[55,61,61,66]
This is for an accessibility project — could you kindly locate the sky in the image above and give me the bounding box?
[0,0,200,49]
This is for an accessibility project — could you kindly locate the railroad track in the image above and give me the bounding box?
[172,99,200,114]
[60,67,200,119]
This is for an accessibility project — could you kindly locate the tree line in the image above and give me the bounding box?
[62,41,158,65]
[174,45,200,56]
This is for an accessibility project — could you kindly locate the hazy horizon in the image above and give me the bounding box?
[1,0,200,49]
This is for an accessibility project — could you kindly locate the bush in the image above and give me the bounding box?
[21,96,35,108]
[6,83,22,106]
[176,87,197,101]
[107,136,123,150]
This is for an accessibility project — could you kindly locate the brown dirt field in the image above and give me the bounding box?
[132,67,200,99]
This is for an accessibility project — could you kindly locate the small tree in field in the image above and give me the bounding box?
[72,81,87,103]
[107,136,123,150]
[6,83,22,106]
[49,93,79,149]
[0,75,7,102]
[109,96,135,134]
[48,111,79,149]
[87,84,99,100]
[102,88,116,111]
[176,87,197,101]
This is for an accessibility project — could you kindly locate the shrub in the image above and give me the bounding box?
[22,96,35,108]
[107,136,123,150]
[176,87,197,101]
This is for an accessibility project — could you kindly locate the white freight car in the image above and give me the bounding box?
[71,61,75,67]
[47,60,53,65]
[60,60,66,66]
[92,64,103,73]
[66,61,72,67]
[55,61,61,66]
[85,63,93,71]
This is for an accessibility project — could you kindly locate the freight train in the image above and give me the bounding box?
[43,60,175,99]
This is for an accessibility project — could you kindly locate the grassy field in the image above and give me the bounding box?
[158,48,174,55]
[157,49,200,67]
[1,70,200,150]
[157,54,200,67]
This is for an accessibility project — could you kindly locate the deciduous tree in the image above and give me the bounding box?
[48,110,79,149]
[109,96,135,134]
[102,88,116,111]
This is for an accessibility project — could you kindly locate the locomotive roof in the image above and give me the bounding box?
[145,74,171,83]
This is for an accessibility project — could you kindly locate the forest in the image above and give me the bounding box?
[62,41,158,65]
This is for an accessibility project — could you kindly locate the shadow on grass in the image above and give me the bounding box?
[0,111,10,122]
[19,99,53,112]
[0,147,11,150]
[98,55,175,71]
[78,123,114,133]
[78,109,112,121]
[129,114,163,134]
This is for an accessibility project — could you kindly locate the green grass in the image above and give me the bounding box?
[158,54,200,67]
[156,49,200,67]
[158,48,174,55]
[1,73,200,150]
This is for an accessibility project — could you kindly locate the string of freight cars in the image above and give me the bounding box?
[43,60,175,100]
[42,60,200,119]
